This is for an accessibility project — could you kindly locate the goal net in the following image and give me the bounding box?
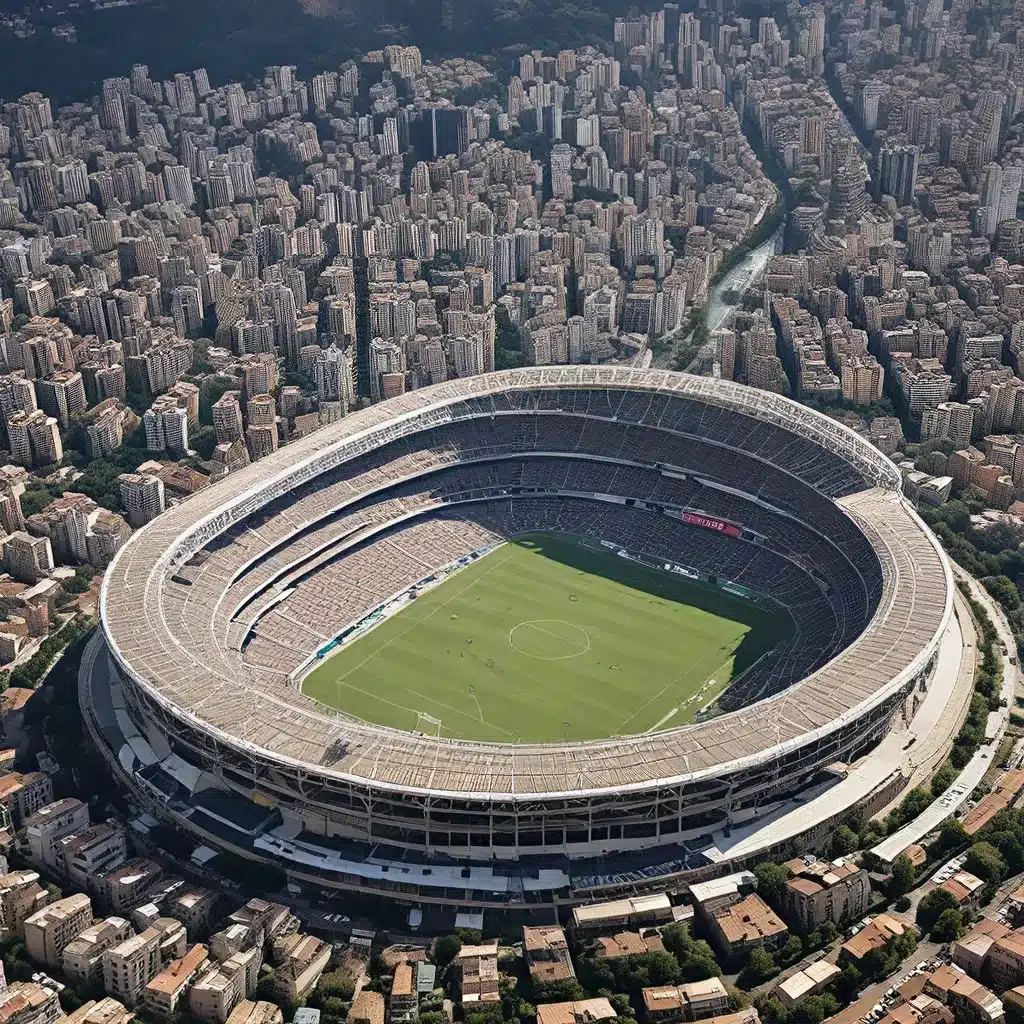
[416,711,443,736]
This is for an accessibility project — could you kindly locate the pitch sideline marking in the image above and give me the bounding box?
[615,652,737,735]
[323,544,519,707]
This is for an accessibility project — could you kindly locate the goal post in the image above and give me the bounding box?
[416,711,442,737]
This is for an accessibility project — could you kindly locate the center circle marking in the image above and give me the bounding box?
[509,619,592,660]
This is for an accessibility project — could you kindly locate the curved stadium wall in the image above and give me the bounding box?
[93,367,952,904]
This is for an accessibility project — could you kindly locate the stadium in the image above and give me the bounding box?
[85,366,956,912]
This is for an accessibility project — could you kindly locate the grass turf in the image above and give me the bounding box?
[300,531,788,742]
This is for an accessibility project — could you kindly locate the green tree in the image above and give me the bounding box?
[754,862,791,909]
[533,977,585,1002]
[889,853,916,895]
[660,924,691,961]
[886,788,932,834]
[433,934,461,968]
[916,887,958,931]
[966,841,1007,883]
[739,946,777,988]
[793,995,829,1024]
[752,996,790,1024]
[834,965,861,1003]
[191,425,219,459]
[659,925,720,981]
[859,947,888,982]
[780,935,804,965]
[681,943,721,982]
[938,817,968,852]
[992,830,1024,873]
[318,969,355,1001]
[931,908,964,942]
[608,994,633,1018]
[984,575,1022,611]
[931,761,957,797]
[827,825,859,858]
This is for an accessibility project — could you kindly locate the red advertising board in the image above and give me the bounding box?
[680,511,741,538]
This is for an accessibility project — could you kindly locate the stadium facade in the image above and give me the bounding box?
[85,367,954,909]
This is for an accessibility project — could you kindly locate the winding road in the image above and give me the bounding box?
[653,223,784,370]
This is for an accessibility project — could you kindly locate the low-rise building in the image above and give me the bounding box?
[61,823,127,894]
[839,914,909,967]
[776,961,841,1010]
[688,874,758,918]
[707,894,788,962]
[189,963,241,1024]
[962,771,1024,836]
[145,944,209,1021]
[270,933,330,1004]
[228,899,297,948]
[923,966,1004,1023]
[64,998,135,1024]
[0,980,64,1024]
[226,1002,283,1024]
[939,871,987,912]
[221,947,261,1002]
[696,1014,759,1024]
[414,963,435,997]
[348,991,384,1024]
[102,918,187,1006]
[167,888,219,939]
[190,941,263,1023]
[0,689,32,756]
[389,962,417,1024]
[140,877,186,914]
[0,772,52,826]
[952,920,1010,978]
[989,930,1024,992]
[209,924,256,963]
[595,932,665,959]
[523,925,575,985]
[25,798,90,870]
[103,859,162,914]
[535,999,616,1024]
[457,943,499,1006]
[0,869,48,935]
[781,856,871,931]
[62,917,133,986]
[24,892,92,967]
[642,979,730,1022]
[571,894,674,935]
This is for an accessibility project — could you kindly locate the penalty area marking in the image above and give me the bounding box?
[509,619,592,660]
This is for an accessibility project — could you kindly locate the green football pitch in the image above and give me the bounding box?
[300,532,789,742]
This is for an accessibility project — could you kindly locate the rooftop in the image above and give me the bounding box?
[536,999,616,1024]
[713,894,788,945]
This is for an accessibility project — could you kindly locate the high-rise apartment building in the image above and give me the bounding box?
[35,371,86,429]
[212,391,244,443]
[118,473,166,528]
[7,410,61,468]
